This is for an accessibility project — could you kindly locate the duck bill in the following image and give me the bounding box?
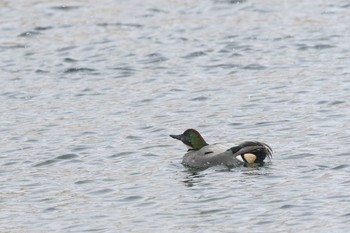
[169,134,183,141]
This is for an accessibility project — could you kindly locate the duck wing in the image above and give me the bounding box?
[200,144,230,156]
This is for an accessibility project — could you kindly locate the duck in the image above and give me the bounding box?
[170,129,272,169]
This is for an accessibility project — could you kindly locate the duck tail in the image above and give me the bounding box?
[228,141,273,161]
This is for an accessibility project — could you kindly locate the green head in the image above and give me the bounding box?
[170,129,208,150]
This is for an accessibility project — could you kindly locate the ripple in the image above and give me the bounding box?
[119,195,143,202]
[331,164,349,170]
[138,53,168,64]
[109,151,135,158]
[55,154,78,160]
[96,22,143,28]
[35,69,49,73]
[142,153,158,157]
[0,43,26,49]
[112,66,137,78]
[34,26,53,31]
[199,208,226,215]
[190,96,209,101]
[50,5,81,11]
[243,64,266,70]
[202,63,240,69]
[280,204,298,209]
[336,153,350,157]
[327,195,350,200]
[63,58,78,63]
[255,121,275,126]
[182,51,207,58]
[2,91,35,100]
[314,44,335,50]
[329,100,345,105]
[43,207,58,212]
[214,0,246,4]
[76,90,103,97]
[126,135,141,140]
[64,67,96,73]
[284,153,315,160]
[89,188,115,195]
[72,145,91,152]
[34,154,79,167]
[141,144,172,149]
[296,43,336,51]
[57,46,76,52]
[75,179,95,185]
[18,31,41,37]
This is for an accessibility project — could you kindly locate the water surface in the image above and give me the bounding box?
[1,0,350,232]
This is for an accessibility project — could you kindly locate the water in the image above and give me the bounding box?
[1,0,350,232]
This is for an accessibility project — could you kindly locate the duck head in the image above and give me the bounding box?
[170,129,208,150]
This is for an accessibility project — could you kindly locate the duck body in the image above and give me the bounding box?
[170,129,272,170]
[182,144,242,169]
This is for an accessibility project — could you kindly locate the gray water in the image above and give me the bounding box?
[1,0,350,232]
